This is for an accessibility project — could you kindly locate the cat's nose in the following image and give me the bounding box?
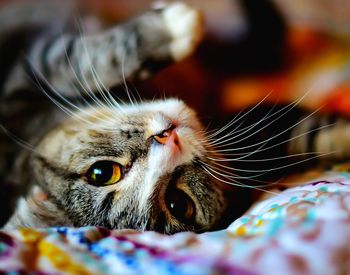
[154,127,181,152]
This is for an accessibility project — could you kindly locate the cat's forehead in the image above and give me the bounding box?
[73,99,200,132]
[119,98,194,120]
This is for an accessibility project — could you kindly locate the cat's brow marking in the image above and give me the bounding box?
[120,129,144,139]
[87,130,108,139]
[36,156,80,181]
[75,147,125,160]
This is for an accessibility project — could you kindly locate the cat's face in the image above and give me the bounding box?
[31,99,226,233]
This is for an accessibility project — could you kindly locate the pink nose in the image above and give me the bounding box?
[154,127,181,151]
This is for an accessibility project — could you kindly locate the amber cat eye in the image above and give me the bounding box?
[86,161,123,186]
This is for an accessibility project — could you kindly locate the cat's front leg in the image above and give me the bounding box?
[148,1,204,62]
[71,1,203,92]
[9,2,203,98]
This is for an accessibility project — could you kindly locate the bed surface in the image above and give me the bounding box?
[1,166,350,274]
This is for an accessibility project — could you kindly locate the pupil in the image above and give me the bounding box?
[169,193,187,215]
[90,161,113,185]
[166,188,194,223]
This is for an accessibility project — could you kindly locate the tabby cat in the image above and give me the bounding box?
[1,1,350,234]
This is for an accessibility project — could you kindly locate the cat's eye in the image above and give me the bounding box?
[86,161,123,186]
[165,188,196,224]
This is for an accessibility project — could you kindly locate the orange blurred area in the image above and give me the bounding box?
[137,26,350,120]
[220,27,350,114]
[221,74,290,112]
[83,0,350,119]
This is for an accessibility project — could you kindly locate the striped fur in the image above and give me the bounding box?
[4,100,226,233]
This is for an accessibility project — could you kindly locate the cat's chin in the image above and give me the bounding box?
[159,2,204,61]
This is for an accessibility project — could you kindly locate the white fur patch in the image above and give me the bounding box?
[136,100,205,210]
[161,2,203,61]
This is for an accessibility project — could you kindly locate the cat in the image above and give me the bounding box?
[1,1,225,233]
[1,0,350,234]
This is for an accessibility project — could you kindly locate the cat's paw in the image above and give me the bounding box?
[158,2,204,61]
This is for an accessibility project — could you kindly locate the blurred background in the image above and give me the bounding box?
[2,0,350,133]
[78,0,350,123]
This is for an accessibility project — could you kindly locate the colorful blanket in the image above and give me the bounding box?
[1,168,350,274]
[1,2,350,274]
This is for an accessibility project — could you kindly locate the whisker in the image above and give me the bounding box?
[0,125,40,155]
[63,41,109,111]
[0,125,35,150]
[26,61,124,131]
[200,164,279,195]
[211,90,314,147]
[71,18,114,109]
[129,82,144,104]
[201,160,263,180]
[208,151,336,174]
[207,92,272,139]
[27,63,101,122]
[77,24,122,110]
[75,48,113,110]
[209,103,278,146]
[121,53,136,106]
[210,151,323,161]
[201,161,282,188]
[59,34,109,115]
[210,107,325,154]
[210,120,332,161]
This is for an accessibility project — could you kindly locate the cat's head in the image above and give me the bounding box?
[31,98,227,233]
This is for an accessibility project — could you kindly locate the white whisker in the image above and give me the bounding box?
[210,151,324,162]
[26,62,125,131]
[207,92,272,139]
[60,34,109,115]
[201,161,282,188]
[0,124,40,155]
[200,164,279,195]
[211,90,315,147]
[210,107,325,155]
[121,52,136,106]
[208,151,335,174]
[129,82,144,104]
[210,120,333,162]
[74,17,126,114]
[209,103,278,147]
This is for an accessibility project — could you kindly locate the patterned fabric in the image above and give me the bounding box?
[1,171,350,274]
